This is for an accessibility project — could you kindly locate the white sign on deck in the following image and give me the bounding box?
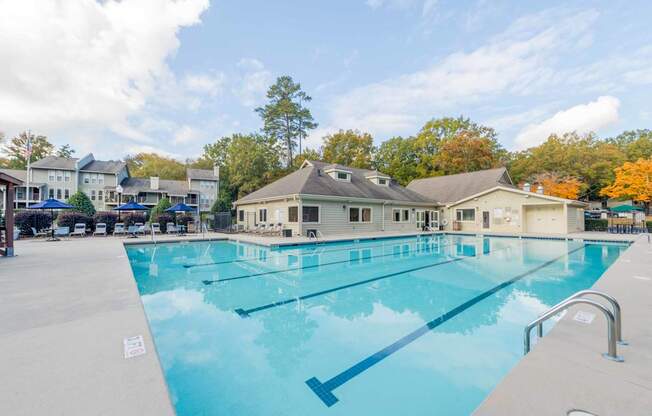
[124,335,146,359]
[573,311,595,324]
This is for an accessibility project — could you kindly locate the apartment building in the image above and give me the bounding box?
[1,153,219,214]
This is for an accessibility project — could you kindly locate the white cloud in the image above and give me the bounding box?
[0,0,209,140]
[366,0,420,10]
[173,125,201,145]
[232,58,274,107]
[513,96,621,149]
[183,72,226,97]
[328,8,599,136]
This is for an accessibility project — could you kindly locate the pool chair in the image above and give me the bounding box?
[113,223,126,236]
[254,224,267,234]
[135,223,146,235]
[151,223,161,234]
[70,223,87,237]
[166,223,177,234]
[264,223,281,236]
[54,226,69,237]
[31,227,48,238]
[93,223,107,236]
[126,225,138,238]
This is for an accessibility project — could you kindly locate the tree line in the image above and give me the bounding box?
[2,75,652,212]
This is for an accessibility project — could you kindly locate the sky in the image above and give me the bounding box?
[0,0,651,161]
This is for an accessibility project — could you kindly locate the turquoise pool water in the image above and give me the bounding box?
[127,234,628,416]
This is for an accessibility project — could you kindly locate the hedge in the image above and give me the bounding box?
[14,210,53,235]
[154,213,174,233]
[585,219,608,232]
[93,211,119,233]
[56,211,94,232]
[121,212,146,226]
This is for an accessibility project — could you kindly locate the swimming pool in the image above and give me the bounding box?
[127,234,628,415]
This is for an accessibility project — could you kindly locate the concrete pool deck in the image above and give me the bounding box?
[0,230,646,415]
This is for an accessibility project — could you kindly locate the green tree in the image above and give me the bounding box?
[606,129,652,161]
[255,76,317,167]
[151,197,172,220]
[68,191,96,216]
[56,144,76,158]
[124,153,187,180]
[437,130,505,175]
[321,130,375,169]
[413,116,498,176]
[291,148,322,169]
[2,131,54,169]
[373,136,419,185]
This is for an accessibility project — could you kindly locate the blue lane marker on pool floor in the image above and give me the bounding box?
[201,240,464,285]
[305,244,586,407]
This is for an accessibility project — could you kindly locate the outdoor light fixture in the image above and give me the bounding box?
[342,205,346,210]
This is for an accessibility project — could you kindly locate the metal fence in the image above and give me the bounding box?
[208,212,233,231]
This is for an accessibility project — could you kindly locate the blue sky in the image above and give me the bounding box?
[1,0,651,159]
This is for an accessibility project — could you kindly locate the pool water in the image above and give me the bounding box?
[126,234,628,416]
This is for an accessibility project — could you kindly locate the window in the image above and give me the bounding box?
[83,174,90,184]
[337,172,348,180]
[64,189,70,199]
[456,208,475,222]
[48,170,55,181]
[56,171,63,182]
[56,189,62,199]
[393,208,410,222]
[98,190,103,201]
[288,206,298,223]
[49,189,54,198]
[259,208,267,222]
[98,174,104,185]
[349,207,372,223]
[91,190,96,201]
[302,205,319,223]
[378,178,387,185]
[64,171,71,182]
[238,210,245,222]
[91,174,97,184]
[16,188,25,200]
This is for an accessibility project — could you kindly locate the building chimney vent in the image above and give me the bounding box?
[523,182,531,192]
[537,185,544,194]
[150,176,159,190]
[213,165,220,179]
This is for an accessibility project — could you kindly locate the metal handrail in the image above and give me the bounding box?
[536,290,626,345]
[150,223,156,244]
[524,298,623,362]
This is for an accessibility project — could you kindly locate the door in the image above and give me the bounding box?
[416,210,425,229]
[482,211,490,229]
[430,210,439,229]
[525,205,564,234]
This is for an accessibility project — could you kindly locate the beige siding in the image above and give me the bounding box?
[445,188,573,234]
[567,206,585,232]
[235,199,301,236]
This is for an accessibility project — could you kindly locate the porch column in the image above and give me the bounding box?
[5,183,15,256]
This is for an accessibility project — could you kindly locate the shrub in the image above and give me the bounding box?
[585,219,608,231]
[93,211,119,233]
[647,221,652,232]
[154,213,174,233]
[121,212,146,226]
[56,211,94,232]
[68,191,96,216]
[151,197,172,218]
[14,210,53,235]
[176,214,194,227]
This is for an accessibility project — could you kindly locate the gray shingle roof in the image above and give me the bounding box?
[30,156,78,170]
[407,167,514,204]
[0,169,27,182]
[81,160,126,174]
[186,168,218,180]
[237,160,435,204]
[119,177,192,196]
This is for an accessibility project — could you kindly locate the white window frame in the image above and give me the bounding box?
[302,205,320,224]
[393,208,410,223]
[83,173,90,184]
[48,188,54,199]
[258,208,268,223]
[288,205,299,223]
[56,171,63,182]
[56,189,62,199]
[64,171,71,182]
[348,206,372,223]
[48,170,55,182]
[64,189,70,199]
[90,190,96,201]
[378,178,388,186]
[456,208,476,222]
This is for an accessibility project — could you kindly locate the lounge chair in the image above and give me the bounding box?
[70,223,87,237]
[31,227,48,238]
[166,223,177,234]
[151,223,161,234]
[127,225,138,238]
[93,223,107,236]
[113,223,126,236]
[135,223,146,235]
[264,223,281,236]
[54,226,69,237]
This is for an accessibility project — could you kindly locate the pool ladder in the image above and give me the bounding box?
[524,290,626,362]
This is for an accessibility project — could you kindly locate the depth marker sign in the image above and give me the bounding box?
[124,335,146,359]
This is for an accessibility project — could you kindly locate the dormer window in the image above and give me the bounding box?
[325,168,352,182]
[337,172,349,180]
[378,178,387,185]
[365,172,391,186]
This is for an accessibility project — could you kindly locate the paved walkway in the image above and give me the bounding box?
[475,233,652,415]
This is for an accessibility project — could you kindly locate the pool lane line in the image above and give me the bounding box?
[184,235,451,269]
[232,241,513,317]
[304,244,587,408]
[202,240,467,285]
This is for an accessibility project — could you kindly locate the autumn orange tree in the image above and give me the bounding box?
[600,158,652,211]
[532,173,584,200]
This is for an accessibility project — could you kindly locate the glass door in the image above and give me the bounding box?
[416,210,425,229]
[429,210,439,229]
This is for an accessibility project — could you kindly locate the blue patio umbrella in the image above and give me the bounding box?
[113,200,149,222]
[165,202,194,234]
[28,198,74,240]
